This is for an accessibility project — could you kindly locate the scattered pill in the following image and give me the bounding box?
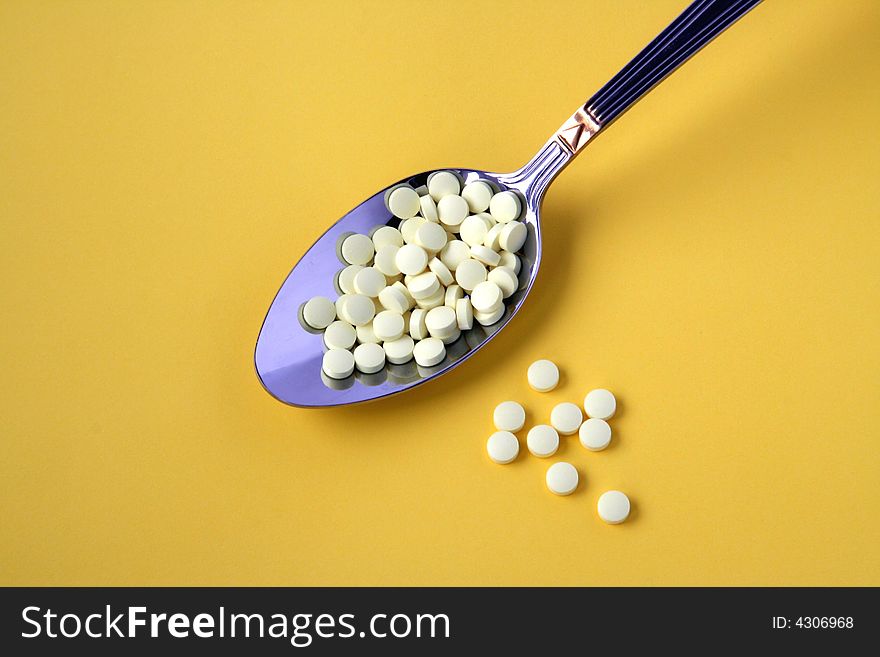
[425,306,457,340]
[415,221,448,252]
[337,264,363,294]
[383,335,415,364]
[550,402,583,435]
[459,214,490,247]
[427,171,460,201]
[455,259,487,291]
[413,336,446,366]
[373,310,405,342]
[302,296,336,330]
[428,257,454,286]
[387,186,420,219]
[487,266,518,298]
[353,267,386,297]
[419,194,439,222]
[322,348,355,379]
[342,294,375,326]
[487,431,519,464]
[409,308,429,340]
[497,250,520,274]
[579,418,611,451]
[461,180,493,213]
[373,245,401,277]
[341,233,375,266]
[473,304,505,326]
[470,281,503,313]
[415,288,445,310]
[372,225,404,250]
[584,389,616,420]
[489,191,521,223]
[444,284,463,308]
[356,322,380,344]
[378,285,409,314]
[527,359,559,392]
[483,223,505,250]
[437,194,469,227]
[395,244,429,276]
[407,271,440,300]
[493,401,525,432]
[455,298,473,330]
[353,342,386,374]
[527,425,559,457]
[399,216,426,245]
[546,462,579,495]
[470,244,502,267]
[597,491,630,524]
[440,240,471,271]
[499,222,528,253]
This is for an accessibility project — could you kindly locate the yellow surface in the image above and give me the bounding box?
[2,0,879,586]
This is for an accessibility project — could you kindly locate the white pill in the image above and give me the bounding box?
[489,191,521,223]
[444,284,463,308]
[399,216,426,245]
[391,281,415,306]
[546,462,579,495]
[474,304,505,326]
[584,388,617,420]
[455,298,473,330]
[486,430,519,464]
[335,294,354,323]
[459,214,489,247]
[499,221,528,253]
[419,194,439,222]
[437,195,469,227]
[579,418,612,451]
[407,271,440,300]
[439,240,471,271]
[461,180,493,213]
[302,296,336,330]
[383,335,415,364]
[353,267,386,297]
[470,244,502,267]
[322,348,355,379]
[441,328,461,345]
[597,490,631,524]
[377,285,409,314]
[373,245,401,277]
[527,359,559,392]
[428,257,454,286]
[493,400,525,432]
[323,320,356,350]
[356,322,380,344]
[341,233,374,265]
[387,186,420,219]
[372,310,405,342]
[415,287,444,310]
[483,223,505,251]
[527,425,559,458]
[337,264,363,294]
[425,305,457,339]
[550,402,583,435]
[413,337,445,366]
[497,250,520,274]
[455,259,487,291]
[427,171,460,202]
[470,281,503,313]
[409,308,429,340]
[487,266,518,298]
[415,221,448,252]
[353,342,386,374]
[395,244,429,276]
[342,294,375,326]
[372,225,404,250]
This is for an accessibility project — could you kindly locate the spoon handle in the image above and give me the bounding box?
[554,0,761,155]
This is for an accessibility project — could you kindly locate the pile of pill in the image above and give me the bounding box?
[300,171,529,380]
[487,359,631,525]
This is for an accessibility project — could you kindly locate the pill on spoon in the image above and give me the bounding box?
[356,322,379,344]
[353,342,386,374]
[409,308,429,340]
[415,221,448,252]
[378,285,409,314]
[470,245,502,267]
[439,240,471,271]
[372,310,405,342]
[496,251,520,274]
[493,400,525,432]
[470,281,503,313]
[340,233,375,266]
[383,335,415,364]
[488,266,518,298]
[428,257,454,286]
[341,294,375,326]
[353,267,387,297]
[413,337,446,366]
[597,490,631,524]
[427,171,460,201]
[425,306,457,340]
[322,348,355,379]
[527,359,559,392]
[489,191,521,223]
[579,418,611,451]
[302,296,336,330]
[461,180,493,213]
[455,298,473,330]
[407,271,440,300]
[455,259,487,291]
[487,431,519,464]
[473,305,504,326]
[372,225,404,249]
[337,264,363,294]
[527,424,559,457]
[373,245,401,277]
[499,222,528,253]
[546,462,579,495]
[459,215,490,247]
[437,195,469,227]
[550,402,583,435]
[444,284,463,308]
[387,186,421,219]
[419,194,439,222]
[395,244,429,276]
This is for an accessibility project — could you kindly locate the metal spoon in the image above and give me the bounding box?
[256,0,762,407]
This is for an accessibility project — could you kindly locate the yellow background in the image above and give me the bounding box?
[2,0,879,586]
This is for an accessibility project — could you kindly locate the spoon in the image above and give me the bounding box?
[256,0,762,407]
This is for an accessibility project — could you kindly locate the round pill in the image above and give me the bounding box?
[487,266,518,298]
[461,180,493,213]
[337,265,363,294]
[527,359,559,392]
[473,305,505,326]
[372,225,403,250]
[489,190,521,223]
[499,221,528,253]
[407,271,440,300]
[440,328,461,345]
[372,310,405,342]
[409,308,429,340]
[341,233,375,266]
[427,171,460,202]
[428,257,454,286]
[353,342,386,374]
[413,337,446,366]
[373,245,401,277]
[322,348,355,379]
[353,267,386,297]
[395,244,429,276]
[334,294,353,323]
[486,431,519,464]
[459,214,490,247]
[415,287,445,310]
[377,286,409,314]
[415,221,448,252]
[342,294,375,326]
[550,402,583,435]
[391,281,414,305]
[584,388,617,420]
[383,335,415,365]
[323,320,356,350]
[437,194,469,228]
[496,251,520,274]
[527,425,559,458]
[470,244,502,267]
[356,322,380,344]
[579,418,612,451]
[470,281,503,313]
[455,259,487,291]
[302,296,336,330]
[419,194,439,222]
[483,223,505,251]
[493,401,525,432]
[399,216,426,245]
[439,240,471,272]
[455,298,473,330]
[597,491,631,524]
[546,462,578,495]
[387,186,420,219]
[425,306,457,339]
